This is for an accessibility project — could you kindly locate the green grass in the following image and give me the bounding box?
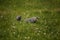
[0,0,60,40]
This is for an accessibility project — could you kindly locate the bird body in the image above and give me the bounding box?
[25,17,39,23]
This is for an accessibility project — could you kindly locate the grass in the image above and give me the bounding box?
[0,0,60,40]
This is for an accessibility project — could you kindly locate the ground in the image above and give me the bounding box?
[0,0,60,40]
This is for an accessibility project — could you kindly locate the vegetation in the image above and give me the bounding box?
[0,0,60,40]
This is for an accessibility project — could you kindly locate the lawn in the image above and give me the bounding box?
[0,0,60,40]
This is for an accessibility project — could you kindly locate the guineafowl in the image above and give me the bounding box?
[16,16,21,21]
[25,17,39,23]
